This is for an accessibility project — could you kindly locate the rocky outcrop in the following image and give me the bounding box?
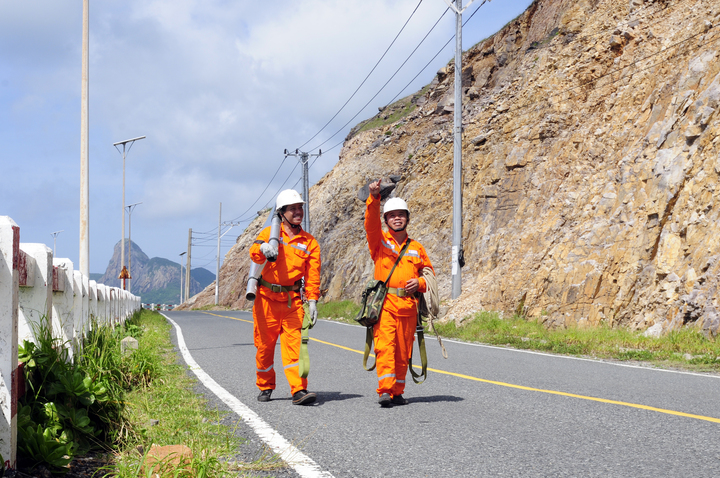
[101,240,213,303]
[185,0,720,336]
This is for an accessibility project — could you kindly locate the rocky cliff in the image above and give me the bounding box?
[100,240,214,304]
[184,0,720,336]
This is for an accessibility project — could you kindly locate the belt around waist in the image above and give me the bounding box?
[387,287,409,297]
[259,278,301,293]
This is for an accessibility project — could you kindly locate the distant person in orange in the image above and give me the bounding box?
[249,189,321,405]
[365,179,434,407]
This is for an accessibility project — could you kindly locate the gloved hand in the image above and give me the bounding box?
[308,300,318,326]
[260,242,278,261]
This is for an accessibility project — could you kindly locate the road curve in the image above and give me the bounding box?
[164,310,720,478]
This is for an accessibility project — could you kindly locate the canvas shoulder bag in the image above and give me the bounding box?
[356,238,411,371]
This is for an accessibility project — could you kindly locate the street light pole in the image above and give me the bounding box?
[50,230,64,258]
[113,136,146,281]
[125,202,142,293]
[79,0,90,277]
[179,251,187,304]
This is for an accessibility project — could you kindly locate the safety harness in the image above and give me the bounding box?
[363,237,411,372]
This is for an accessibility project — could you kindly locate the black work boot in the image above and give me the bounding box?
[378,393,391,407]
[391,394,409,405]
[292,390,317,405]
[257,389,272,402]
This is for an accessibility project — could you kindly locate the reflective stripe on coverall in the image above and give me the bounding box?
[364,194,434,397]
[249,223,321,394]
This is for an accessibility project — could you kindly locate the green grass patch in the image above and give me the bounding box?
[318,300,360,324]
[431,311,720,373]
[109,310,285,477]
[354,96,417,135]
[17,309,283,477]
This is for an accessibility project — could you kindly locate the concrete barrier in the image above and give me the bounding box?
[0,216,141,469]
[0,217,20,468]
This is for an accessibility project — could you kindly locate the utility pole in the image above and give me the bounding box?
[185,228,192,302]
[216,203,221,306]
[452,0,463,299]
[79,0,89,277]
[442,0,478,298]
[283,149,322,233]
[179,251,186,304]
[215,203,242,305]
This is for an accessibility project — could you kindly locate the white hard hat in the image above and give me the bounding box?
[382,197,409,216]
[276,189,305,210]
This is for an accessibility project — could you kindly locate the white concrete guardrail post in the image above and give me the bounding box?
[0,217,20,468]
[52,259,75,362]
[18,244,52,346]
[88,280,98,326]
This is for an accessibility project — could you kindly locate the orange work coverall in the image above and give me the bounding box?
[249,224,321,395]
[365,194,434,397]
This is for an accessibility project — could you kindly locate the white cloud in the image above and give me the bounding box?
[0,0,533,273]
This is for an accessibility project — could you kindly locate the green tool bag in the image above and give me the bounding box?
[357,238,412,371]
[354,279,388,327]
[354,238,411,328]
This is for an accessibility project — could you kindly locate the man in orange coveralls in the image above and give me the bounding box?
[249,189,321,405]
[365,179,434,407]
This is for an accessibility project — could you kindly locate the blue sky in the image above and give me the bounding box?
[0,0,532,275]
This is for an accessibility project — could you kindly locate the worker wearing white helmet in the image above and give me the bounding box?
[364,179,434,407]
[249,189,321,405]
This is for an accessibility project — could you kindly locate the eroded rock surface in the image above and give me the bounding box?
[185,0,720,335]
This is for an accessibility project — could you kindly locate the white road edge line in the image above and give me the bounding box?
[162,314,335,478]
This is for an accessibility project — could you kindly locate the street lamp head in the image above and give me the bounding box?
[113,136,146,146]
[126,202,143,213]
[180,252,187,257]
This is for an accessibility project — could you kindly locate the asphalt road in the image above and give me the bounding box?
[163,310,720,478]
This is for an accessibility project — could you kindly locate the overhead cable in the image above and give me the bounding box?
[295,0,426,152]
[308,7,452,153]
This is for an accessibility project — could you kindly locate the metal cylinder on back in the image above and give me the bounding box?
[246,209,282,300]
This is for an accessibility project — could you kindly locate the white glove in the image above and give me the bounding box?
[260,242,278,261]
[309,300,318,326]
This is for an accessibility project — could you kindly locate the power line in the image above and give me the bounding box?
[307,0,488,165]
[307,7,452,153]
[295,0,426,151]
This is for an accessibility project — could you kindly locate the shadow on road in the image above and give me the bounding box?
[407,394,464,403]
[316,391,364,403]
[188,342,254,351]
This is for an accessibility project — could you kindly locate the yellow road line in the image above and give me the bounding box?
[202,311,254,324]
[201,312,720,424]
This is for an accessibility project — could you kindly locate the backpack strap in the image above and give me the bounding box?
[362,237,412,372]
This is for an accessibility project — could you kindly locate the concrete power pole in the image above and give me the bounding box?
[216,210,242,306]
[79,0,89,277]
[216,203,221,305]
[186,228,192,302]
[452,0,464,299]
[283,149,321,233]
[442,0,478,298]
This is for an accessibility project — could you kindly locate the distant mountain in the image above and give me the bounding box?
[100,240,214,304]
[89,273,103,282]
